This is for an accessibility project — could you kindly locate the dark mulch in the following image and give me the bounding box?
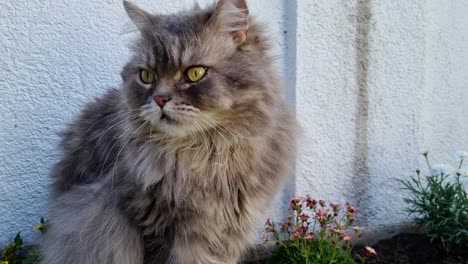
[355,233,468,264]
[243,233,468,264]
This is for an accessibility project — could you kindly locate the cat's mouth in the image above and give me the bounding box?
[160,113,175,123]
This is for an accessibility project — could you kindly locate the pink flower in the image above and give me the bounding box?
[299,213,310,222]
[330,203,340,210]
[281,222,291,232]
[365,246,378,256]
[289,197,303,210]
[315,209,330,226]
[330,203,340,216]
[293,224,308,235]
[304,233,316,240]
[319,199,326,207]
[346,203,357,214]
[292,232,300,240]
[342,235,352,241]
[293,196,304,201]
[328,226,344,235]
[294,224,304,234]
[265,218,272,226]
[306,199,317,209]
[335,220,343,228]
[315,209,328,219]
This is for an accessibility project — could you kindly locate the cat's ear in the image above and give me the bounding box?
[209,0,250,45]
[123,1,153,32]
[193,2,202,11]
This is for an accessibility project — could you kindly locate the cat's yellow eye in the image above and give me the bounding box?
[186,66,207,82]
[140,69,155,84]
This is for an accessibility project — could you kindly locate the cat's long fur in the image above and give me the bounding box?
[41,1,296,263]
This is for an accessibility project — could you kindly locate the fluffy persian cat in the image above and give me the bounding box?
[41,0,296,263]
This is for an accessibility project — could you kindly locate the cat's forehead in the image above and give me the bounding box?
[138,13,233,71]
[159,11,209,36]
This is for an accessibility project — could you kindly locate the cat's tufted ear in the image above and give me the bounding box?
[193,2,202,11]
[209,0,249,45]
[123,0,153,32]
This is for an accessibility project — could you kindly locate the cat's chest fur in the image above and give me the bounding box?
[119,135,260,235]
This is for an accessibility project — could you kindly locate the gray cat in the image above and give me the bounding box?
[41,0,296,263]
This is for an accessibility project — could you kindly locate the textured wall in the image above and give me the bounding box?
[295,0,468,226]
[0,0,467,246]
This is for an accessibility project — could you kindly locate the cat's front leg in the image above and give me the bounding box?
[41,184,144,264]
[171,228,238,264]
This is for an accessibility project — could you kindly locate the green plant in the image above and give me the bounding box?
[0,218,46,264]
[263,196,377,264]
[1,233,24,264]
[272,239,356,264]
[399,150,468,250]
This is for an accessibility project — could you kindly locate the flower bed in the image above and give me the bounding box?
[243,149,468,264]
[2,150,467,264]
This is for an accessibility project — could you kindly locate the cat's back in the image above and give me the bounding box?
[51,88,125,195]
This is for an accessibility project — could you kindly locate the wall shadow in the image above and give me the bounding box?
[351,0,373,223]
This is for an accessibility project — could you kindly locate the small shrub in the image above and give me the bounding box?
[0,218,46,264]
[263,196,377,264]
[271,239,356,264]
[399,150,468,250]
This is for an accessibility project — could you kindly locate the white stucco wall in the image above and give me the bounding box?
[295,0,468,226]
[0,0,467,246]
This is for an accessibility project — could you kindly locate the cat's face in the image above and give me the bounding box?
[122,0,276,137]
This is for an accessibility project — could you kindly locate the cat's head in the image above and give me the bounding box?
[121,0,280,138]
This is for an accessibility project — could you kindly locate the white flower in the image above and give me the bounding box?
[431,164,454,176]
[459,168,468,188]
[461,175,468,183]
[459,167,468,177]
[419,148,430,156]
[454,151,468,161]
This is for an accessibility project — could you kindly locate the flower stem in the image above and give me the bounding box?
[424,155,432,171]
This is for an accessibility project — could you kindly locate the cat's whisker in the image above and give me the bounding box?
[98,120,141,179]
[70,110,136,155]
[180,130,201,152]
[198,117,233,148]
[88,111,139,142]
[198,116,242,153]
[78,113,141,180]
[110,120,149,195]
[196,117,234,168]
[196,112,239,135]
[87,112,141,160]
[196,111,246,140]
[192,119,220,164]
[190,119,211,155]
[84,109,137,134]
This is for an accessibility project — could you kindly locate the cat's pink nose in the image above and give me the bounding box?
[154,95,171,108]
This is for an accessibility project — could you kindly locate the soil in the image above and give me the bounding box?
[243,233,468,264]
[354,233,468,264]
